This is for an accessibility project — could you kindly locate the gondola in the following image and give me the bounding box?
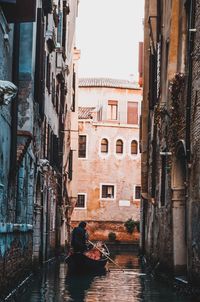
[65,244,109,274]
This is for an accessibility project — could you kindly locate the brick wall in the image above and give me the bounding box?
[71,221,139,243]
[0,231,33,299]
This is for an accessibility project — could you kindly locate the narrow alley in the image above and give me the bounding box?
[1,0,200,301]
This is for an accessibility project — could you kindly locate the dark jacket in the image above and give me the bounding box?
[71,226,87,253]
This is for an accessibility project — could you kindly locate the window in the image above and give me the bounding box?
[75,194,86,208]
[101,185,115,199]
[131,140,138,154]
[101,138,108,153]
[127,102,138,124]
[46,54,51,94]
[78,135,87,158]
[134,186,141,200]
[160,155,167,206]
[108,100,118,120]
[68,149,73,181]
[71,65,76,112]
[116,139,123,154]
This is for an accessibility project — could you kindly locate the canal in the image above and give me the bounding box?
[8,252,194,302]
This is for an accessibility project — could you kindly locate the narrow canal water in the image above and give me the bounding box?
[10,252,194,302]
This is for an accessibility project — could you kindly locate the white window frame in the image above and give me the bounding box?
[75,193,87,209]
[107,100,118,120]
[133,185,141,201]
[78,133,88,160]
[100,183,116,200]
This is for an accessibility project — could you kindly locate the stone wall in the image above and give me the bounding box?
[141,0,188,276]
[0,227,33,298]
[71,221,139,243]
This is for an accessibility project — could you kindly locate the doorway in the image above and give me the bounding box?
[172,141,187,275]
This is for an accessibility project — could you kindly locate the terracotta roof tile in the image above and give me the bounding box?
[78,107,95,119]
[79,77,140,89]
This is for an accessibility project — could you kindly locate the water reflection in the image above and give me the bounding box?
[65,274,98,301]
[10,253,194,302]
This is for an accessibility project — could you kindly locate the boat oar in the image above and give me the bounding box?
[87,239,125,272]
[67,223,124,271]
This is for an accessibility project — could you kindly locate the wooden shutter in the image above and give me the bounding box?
[34,8,45,119]
[131,140,138,154]
[68,150,73,181]
[149,52,157,109]
[72,66,76,112]
[78,135,86,158]
[127,102,138,124]
[0,0,16,3]
[1,0,36,23]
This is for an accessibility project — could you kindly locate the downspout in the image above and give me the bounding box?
[185,0,195,279]
[10,23,20,222]
[10,23,20,177]
[186,0,195,163]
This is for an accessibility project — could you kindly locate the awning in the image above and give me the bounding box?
[0,0,36,23]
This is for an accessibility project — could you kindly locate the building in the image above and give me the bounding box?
[0,0,79,298]
[71,78,142,242]
[141,0,200,283]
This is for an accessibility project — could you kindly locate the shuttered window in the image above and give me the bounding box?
[131,140,138,154]
[127,102,138,124]
[78,135,87,158]
[160,155,167,206]
[101,138,108,153]
[0,0,36,23]
[0,0,16,3]
[116,139,123,154]
[71,65,76,112]
[34,8,45,119]
[68,150,73,181]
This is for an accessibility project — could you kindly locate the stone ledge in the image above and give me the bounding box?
[0,223,33,233]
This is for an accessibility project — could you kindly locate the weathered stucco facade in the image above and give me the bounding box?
[71,78,142,242]
[141,0,200,283]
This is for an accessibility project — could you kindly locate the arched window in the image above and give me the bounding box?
[131,140,138,154]
[101,138,108,153]
[116,139,123,154]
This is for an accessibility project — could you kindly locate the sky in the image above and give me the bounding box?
[76,0,144,81]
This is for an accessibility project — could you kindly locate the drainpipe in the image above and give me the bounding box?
[186,0,195,163]
[9,22,20,222]
[185,0,195,280]
[10,23,20,178]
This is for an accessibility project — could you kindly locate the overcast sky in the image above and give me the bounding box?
[76,0,144,81]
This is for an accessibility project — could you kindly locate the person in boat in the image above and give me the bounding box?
[71,221,88,253]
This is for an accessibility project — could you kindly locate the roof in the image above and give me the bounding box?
[78,107,95,119]
[79,77,140,90]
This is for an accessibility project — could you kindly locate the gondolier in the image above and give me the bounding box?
[66,222,110,273]
[71,221,88,253]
